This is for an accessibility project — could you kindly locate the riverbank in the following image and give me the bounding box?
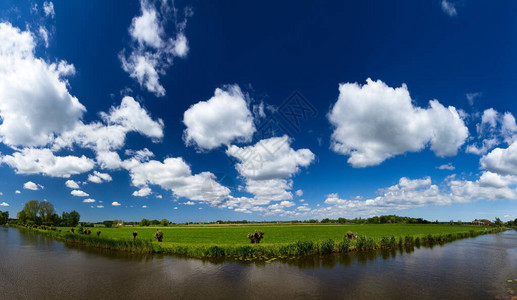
[9,224,505,259]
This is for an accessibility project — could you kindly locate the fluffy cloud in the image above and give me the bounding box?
[82,198,95,203]
[307,172,517,218]
[328,79,468,167]
[467,109,517,155]
[65,180,80,189]
[295,189,303,197]
[23,181,43,190]
[123,155,231,205]
[441,0,457,17]
[133,187,152,197]
[71,190,89,197]
[0,22,86,147]
[183,85,256,150]
[0,202,8,206]
[1,148,95,178]
[43,1,55,18]
[112,202,121,206]
[15,190,21,194]
[54,96,163,153]
[88,171,113,183]
[120,0,191,96]
[224,136,314,212]
[480,141,517,175]
[437,163,455,171]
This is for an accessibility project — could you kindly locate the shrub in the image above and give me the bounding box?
[154,230,163,242]
[356,235,376,251]
[345,231,358,239]
[338,238,351,252]
[380,236,390,248]
[247,230,265,244]
[319,239,335,254]
[404,235,414,245]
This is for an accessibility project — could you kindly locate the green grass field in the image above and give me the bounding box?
[58,223,491,245]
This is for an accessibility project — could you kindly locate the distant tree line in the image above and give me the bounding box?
[10,200,80,227]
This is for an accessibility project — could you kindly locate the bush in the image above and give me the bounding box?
[319,239,335,254]
[247,230,264,244]
[356,235,376,251]
[154,229,163,242]
[338,238,351,252]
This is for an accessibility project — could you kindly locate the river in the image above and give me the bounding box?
[1,226,516,299]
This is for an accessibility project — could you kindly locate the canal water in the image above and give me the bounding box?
[1,226,516,299]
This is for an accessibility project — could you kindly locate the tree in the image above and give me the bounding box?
[0,211,8,224]
[160,219,169,226]
[494,217,503,227]
[62,210,80,227]
[21,200,40,221]
[140,218,150,226]
[103,220,113,228]
[39,201,55,223]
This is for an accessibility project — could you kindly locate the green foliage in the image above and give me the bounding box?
[494,217,503,227]
[61,210,80,227]
[318,239,335,254]
[338,238,351,252]
[103,221,113,228]
[140,218,150,226]
[154,229,164,242]
[356,235,376,251]
[13,224,505,259]
[161,219,169,226]
[0,210,9,224]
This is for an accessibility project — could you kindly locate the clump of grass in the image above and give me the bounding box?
[404,235,414,245]
[356,235,376,251]
[318,239,335,254]
[96,230,101,237]
[132,231,138,241]
[338,238,351,252]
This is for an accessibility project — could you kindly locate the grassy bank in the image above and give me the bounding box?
[10,224,505,259]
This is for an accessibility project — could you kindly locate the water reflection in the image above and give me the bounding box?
[2,226,517,299]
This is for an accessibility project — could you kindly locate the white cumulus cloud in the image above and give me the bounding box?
[23,181,43,190]
[1,148,95,178]
[71,190,89,197]
[0,202,8,206]
[183,85,256,150]
[0,22,86,147]
[328,79,468,167]
[119,0,192,96]
[65,180,80,189]
[133,187,152,197]
[43,1,55,18]
[88,171,113,183]
[82,198,95,203]
[123,155,231,205]
[112,201,121,206]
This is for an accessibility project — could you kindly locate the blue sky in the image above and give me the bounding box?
[1,0,517,223]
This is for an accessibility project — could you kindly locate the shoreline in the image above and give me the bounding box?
[8,224,506,260]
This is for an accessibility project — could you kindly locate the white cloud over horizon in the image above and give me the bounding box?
[328,79,468,167]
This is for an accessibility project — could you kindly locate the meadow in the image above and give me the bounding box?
[63,223,491,245]
[15,223,504,259]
